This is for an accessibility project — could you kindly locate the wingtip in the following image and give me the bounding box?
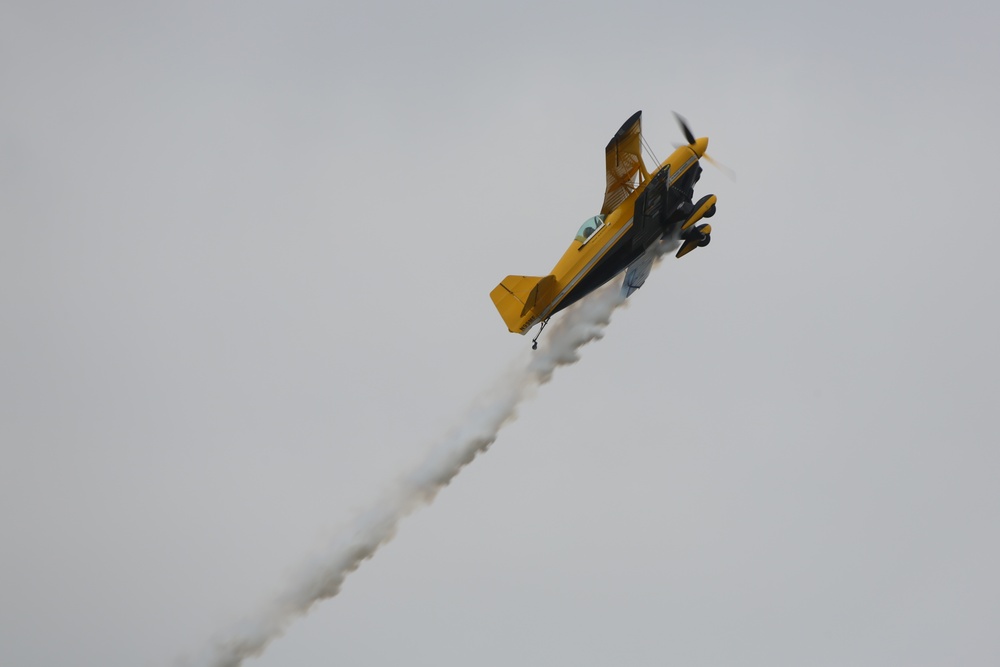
[605,110,643,151]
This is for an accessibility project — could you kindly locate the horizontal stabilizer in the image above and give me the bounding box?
[490,274,556,334]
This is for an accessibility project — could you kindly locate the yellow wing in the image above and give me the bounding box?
[601,110,650,215]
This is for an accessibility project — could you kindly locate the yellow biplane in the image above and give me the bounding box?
[490,111,720,346]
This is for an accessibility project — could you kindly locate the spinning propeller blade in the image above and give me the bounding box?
[674,112,696,145]
[703,153,737,182]
[674,111,736,181]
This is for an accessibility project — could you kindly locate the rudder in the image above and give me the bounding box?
[490,274,556,334]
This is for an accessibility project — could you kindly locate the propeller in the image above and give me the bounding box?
[673,111,736,181]
[674,112,696,145]
[703,153,737,182]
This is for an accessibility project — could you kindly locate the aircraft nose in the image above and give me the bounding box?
[692,137,709,157]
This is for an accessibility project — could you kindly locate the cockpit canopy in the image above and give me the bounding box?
[575,215,606,245]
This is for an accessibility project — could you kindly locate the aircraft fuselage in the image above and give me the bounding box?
[530,142,707,327]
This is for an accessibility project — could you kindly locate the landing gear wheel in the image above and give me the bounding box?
[530,318,549,350]
[698,234,711,248]
[703,204,716,218]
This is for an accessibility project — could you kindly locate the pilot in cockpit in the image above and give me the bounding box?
[574,215,606,244]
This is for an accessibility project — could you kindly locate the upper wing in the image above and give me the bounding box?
[601,110,649,215]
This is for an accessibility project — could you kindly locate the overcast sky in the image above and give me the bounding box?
[3,1,1000,666]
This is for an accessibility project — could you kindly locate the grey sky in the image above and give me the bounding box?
[2,1,999,666]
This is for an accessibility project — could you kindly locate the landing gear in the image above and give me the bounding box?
[676,223,712,259]
[680,194,717,231]
[531,318,549,350]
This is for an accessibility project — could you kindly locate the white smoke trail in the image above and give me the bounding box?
[185,279,640,667]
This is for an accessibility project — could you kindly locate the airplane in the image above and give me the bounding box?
[489,111,721,347]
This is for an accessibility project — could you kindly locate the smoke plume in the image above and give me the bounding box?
[186,275,649,667]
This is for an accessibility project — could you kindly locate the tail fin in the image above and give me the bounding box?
[490,275,556,334]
